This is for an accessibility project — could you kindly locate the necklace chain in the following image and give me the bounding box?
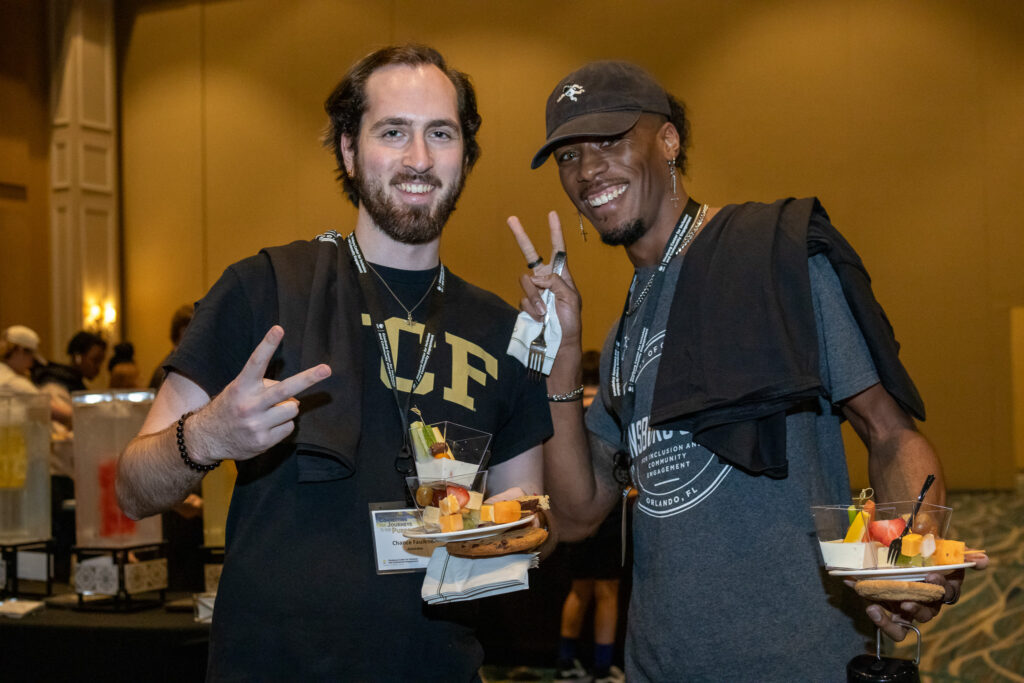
[626,203,709,317]
[365,262,438,327]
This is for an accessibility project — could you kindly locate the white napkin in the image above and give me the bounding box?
[421,547,539,604]
[506,252,565,376]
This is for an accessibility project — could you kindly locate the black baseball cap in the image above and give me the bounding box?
[531,60,671,169]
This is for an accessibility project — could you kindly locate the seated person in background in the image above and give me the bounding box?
[149,305,194,390]
[34,330,108,414]
[108,342,141,389]
[1,324,47,394]
[1,324,73,429]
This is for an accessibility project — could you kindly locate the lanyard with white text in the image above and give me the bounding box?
[608,198,700,437]
[346,233,445,480]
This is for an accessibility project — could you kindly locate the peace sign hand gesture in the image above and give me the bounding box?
[507,211,582,351]
[188,325,332,465]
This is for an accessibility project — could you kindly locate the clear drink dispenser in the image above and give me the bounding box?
[72,390,160,547]
[0,391,51,543]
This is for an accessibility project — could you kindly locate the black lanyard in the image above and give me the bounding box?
[345,233,445,487]
[609,199,700,438]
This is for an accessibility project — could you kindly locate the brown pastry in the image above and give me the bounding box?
[854,579,945,603]
[446,527,548,557]
[515,494,550,513]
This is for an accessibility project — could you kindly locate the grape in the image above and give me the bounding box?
[415,485,434,507]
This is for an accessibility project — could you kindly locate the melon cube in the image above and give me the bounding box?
[421,506,440,526]
[440,513,464,532]
[466,491,484,511]
[480,504,494,523]
[493,500,521,525]
[439,494,461,515]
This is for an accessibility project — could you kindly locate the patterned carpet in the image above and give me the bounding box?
[888,472,1024,682]
[482,473,1024,682]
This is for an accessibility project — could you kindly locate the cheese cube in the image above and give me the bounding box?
[493,500,521,525]
[900,533,923,556]
[933,539,965,565]
[440,513,464,533]
[421,506,440,526]
[439,494,461,515]
[466,491,484,511]
[480,504,494,523]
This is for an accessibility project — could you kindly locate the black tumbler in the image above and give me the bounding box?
[847,625,921,683]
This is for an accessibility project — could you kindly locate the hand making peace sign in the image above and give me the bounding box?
[506,211,582,351]
[190,325,332,464]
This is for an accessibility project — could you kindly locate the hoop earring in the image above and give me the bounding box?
[577,211,587,241]
[669,161,679,205]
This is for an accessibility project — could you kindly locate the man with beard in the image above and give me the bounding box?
[117,45,551,681]
[509,61,985,681]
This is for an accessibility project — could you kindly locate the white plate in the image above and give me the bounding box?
[402,514,535,542]
[829,561,975,581]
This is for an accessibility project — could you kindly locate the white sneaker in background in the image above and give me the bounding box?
[593,664,626,683]
[555,658,592,682]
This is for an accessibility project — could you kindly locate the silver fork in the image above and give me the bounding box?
[526,251,566,381]
[887,473,936,565]
[527,324,546,381]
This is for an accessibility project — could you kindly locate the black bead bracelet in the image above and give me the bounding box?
[177,412,219,472]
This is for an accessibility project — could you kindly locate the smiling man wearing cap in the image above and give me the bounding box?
[508,60,983,681]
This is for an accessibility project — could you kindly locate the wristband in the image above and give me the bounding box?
[547,385,585,402]
[177,412,220,472]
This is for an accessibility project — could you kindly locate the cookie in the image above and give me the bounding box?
[446,527,548,557]
[854,579,945,603]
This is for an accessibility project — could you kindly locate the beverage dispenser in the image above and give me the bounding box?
[0,391,51,544]
[72,390,160,547]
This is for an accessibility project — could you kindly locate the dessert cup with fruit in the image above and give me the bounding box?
[811,501,964,571]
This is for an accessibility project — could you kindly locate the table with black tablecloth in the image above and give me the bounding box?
[0,591,209,682]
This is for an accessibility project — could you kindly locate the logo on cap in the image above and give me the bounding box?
[557,84,586,103]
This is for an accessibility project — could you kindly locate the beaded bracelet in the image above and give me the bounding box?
[177,412,219,472]
[547,385,585,402]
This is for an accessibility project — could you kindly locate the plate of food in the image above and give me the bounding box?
[403,513,536,541]
[811,495,982,582]
[828,561,975,582]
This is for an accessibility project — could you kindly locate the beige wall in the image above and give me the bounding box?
[0,1,53,352]
[117,0,1024,489]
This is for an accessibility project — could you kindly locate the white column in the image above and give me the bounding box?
[48,0,120,349]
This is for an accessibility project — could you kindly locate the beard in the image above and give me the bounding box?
[353,163,466,245]
[597,218,649,247]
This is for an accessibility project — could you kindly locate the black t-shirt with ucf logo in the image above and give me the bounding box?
[170,245,551,682]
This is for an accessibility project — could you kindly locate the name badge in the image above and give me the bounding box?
[369,502,443,574]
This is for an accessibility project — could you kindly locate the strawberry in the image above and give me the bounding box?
[446,484,471,509]
[868,518,907,547]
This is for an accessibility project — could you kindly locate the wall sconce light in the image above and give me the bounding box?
[84,298,117,335]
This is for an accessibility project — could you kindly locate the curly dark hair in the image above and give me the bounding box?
[666,93,690,174]
[66,330,106,358]
[323,44,482,207]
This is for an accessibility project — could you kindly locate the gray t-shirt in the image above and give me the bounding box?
[587,253,879,682]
